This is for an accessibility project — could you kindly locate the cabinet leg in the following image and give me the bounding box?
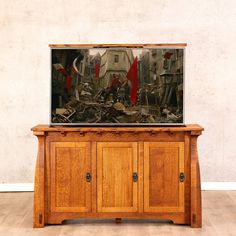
[172,219,186,225]
[33,212,44,228]
[115,218,122,223]
[190,134,202,228]
[33,134,45,228]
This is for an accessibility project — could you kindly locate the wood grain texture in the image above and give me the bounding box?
[138,142,144,213]
[50,142,91,213]
[143,142,184,213]
[97,142,138,212]
[45,130,186,143]
[184,133,191,224]
[49,43,187,48]
[32,125,203,228]
[190,135,202,228]
[33,133,45,228]
[31,124,203,132]
[91,142,97,213]
[46,212,186,224]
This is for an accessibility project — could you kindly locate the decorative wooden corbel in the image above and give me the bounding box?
[133,131,138,135]
[115,131,120,135]
[150,130,157,135]
[60,131,67,136]
[96,130,103,135]
[79,131,85,136]
[168,131,174,136]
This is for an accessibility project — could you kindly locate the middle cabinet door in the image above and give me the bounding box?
[97,142,138,213]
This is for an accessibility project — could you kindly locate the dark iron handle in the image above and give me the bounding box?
[179,172,184,182]
[133,172,138,182]
[85,173,91,182]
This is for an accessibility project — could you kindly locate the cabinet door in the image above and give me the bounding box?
[50,142,91,212]
[144,142,184,212]
[97,142,138,212]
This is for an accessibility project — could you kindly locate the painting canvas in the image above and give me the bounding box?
[51,45,184,125]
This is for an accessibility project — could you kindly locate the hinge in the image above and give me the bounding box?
[179,172,185,182]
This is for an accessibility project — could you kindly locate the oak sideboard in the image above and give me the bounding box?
[31,124,203,228]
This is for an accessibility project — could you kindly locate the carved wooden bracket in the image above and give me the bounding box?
[33,131,45,136]
[168,131,174,136]
[79,131,85,136]
[60,131,67,136]
[150,130,157,135]
[191,130,202,136]
[115,131,120,135]
[96,131,103,135]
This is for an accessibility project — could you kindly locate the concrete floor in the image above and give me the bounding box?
[0,191,235,236]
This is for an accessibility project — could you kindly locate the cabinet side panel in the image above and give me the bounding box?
[190,135,202,228]
[33,135,45,228]
[184,134,191,224]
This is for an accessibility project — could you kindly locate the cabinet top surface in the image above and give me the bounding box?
[31,124,204,133]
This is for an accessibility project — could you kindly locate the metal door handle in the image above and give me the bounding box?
[179,172,185,182]
[85,173,91,182]
[133,172,138,182]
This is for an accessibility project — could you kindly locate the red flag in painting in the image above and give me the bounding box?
[95,63,100,79]
[164,52,173,59]
[53,63,67,76]
[53,63,72,93]
[65,75,72,93]
[127,57,138,105]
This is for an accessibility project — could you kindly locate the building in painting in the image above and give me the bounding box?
[159,49,184,111]
[98,49,134,88]
[138,49,164,86]
[138,50,150,85]
[89,53,101,87]
[138,48,183,110]
[80,53,101,82]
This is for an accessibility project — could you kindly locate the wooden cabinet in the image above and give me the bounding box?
[32,125,203,228]
[143,142,184,213]
[50,142,91,213]
[97,142,138,212]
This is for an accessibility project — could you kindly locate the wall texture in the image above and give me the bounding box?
[0,0,236,183]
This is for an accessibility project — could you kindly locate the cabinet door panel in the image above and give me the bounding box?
[50,142,91,212]
[144,142,184,212]
[97,142,138,212]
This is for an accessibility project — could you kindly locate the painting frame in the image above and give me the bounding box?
[49,44,186,126]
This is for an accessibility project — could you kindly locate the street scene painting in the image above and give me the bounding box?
[51,47,184,125]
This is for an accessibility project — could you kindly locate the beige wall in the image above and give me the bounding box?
[0,0,235,183]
